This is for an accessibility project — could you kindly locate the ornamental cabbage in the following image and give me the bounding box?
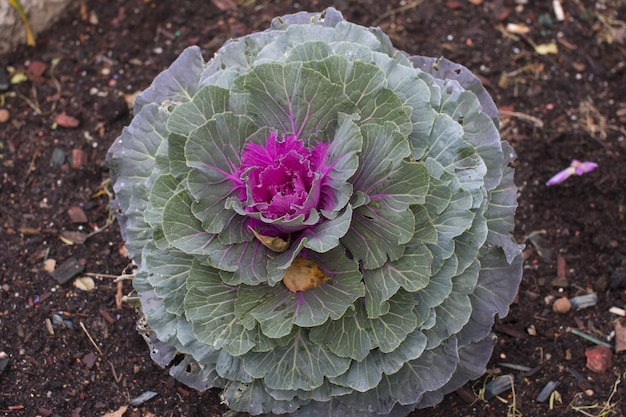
[106,8,523,417]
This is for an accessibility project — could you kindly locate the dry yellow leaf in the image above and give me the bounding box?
[74,276,95,291]
[248,226,290,252]
[43,258,56,273]
[282,257,331,292]
[101,405,128,417]
[534,42,558,55]
[506,23,531,35]
[123,91,142,110]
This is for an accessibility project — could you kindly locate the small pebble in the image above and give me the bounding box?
[71,148,88,170]
[67,206,88,223]
[50,147,66,166]
[553,297,571,314]
[0,108,9,123]
[585,345,612,373]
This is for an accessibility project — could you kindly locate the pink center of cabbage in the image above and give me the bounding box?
[238,132,329,221]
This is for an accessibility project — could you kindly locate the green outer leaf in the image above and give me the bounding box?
[235,246,364,339]
[107,103,169,260]
[350,122,410,196]
[329,330,428,393]
[318,112,363,216]
[222,379,309,415]
[243,329,351,391]
[201,30,280,80]
[484,142,525,263]
[388,337,460,406]
[342,122,424,269]
[309,291,417,361]
[302,55,386,107]
[134,45,206,112]
[372,53,437,160]
[453,212,488,272]
[266,381,352,403]
[207,238,275,286]
[162,189,223,255]
[258,22,381,63]
[184,113,267,234]
[231,61,354,139]
[374,161,429,209]
[442,89,503,191]
[145,246,192,317]
[422,175,452,218]
[301,205,353,253]
[184,260,255,356]
[359,87,413,136]
[335,337,459,414]
[109,103,167,192]
[426,113,487,200]
[408,55,499,124]
[145,174,178,228]
[458,247,523,345]
[301,54,413,136]
[134,253,225,381]
[165,132,191,180]
[410,206,438,247]
[185,112,260,178]
[186,169,238,235]
[425,181,475,266]
[421,260,480,350]
[417,335,496,408]
[343,202,414,270]
[362,245,433,318]
[169,355,222,392]
[308,307,371,361]
[414,254,457,310]
[215,350,253,383]
[166,84,230,137]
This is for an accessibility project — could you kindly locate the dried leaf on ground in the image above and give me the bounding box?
[55,112,80,128]
[101,406,127,417]
[74,276,95,291]
[211,0,237,11]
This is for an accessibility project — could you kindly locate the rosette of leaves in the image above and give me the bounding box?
[106,8,523,417]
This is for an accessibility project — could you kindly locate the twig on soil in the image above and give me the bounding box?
[499,109,544,128]
[108,360,123,384]
[372,0,425,27]
[570,373,622,417]
[83,272,119,279]
[578,97,626,140]
[13,58,62,116]
[569,328,613,349]
[502,63,545,79]
[26,147,41,177]
[44,318,54,335]
[79,320,103,355]
[115,280,124,310]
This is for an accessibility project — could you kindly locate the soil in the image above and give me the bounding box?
[1,1,625,417]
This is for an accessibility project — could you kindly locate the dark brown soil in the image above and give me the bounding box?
[1,1,625,417]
